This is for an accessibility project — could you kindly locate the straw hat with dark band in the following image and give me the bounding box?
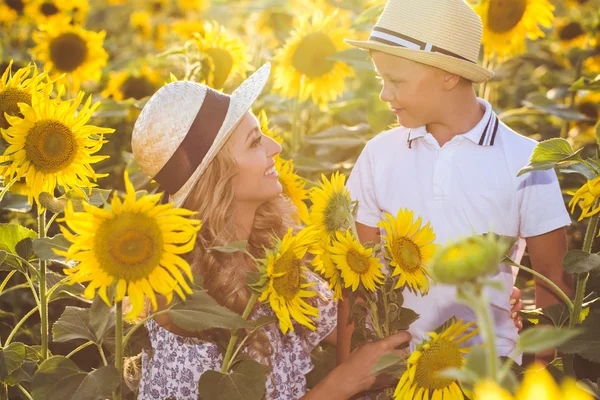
[132,63,271,207]
[345,0,494,83]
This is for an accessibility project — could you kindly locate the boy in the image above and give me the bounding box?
[339,0,573,363]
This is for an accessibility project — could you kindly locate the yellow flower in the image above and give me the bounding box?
[0,87,113,208]
[554,19,589,51]
[568,176,600,222]
[255,7,296,47]
[259,109,283,145]
[473,362,594,400]
[0,60,48,130]
[31,18,108,91]
[312,237,343,300]
[395,320,478,400]
[329,229,384,292]
[276,158,310,225]
[25,0,67,25]
[309,171,353,239]
[272,11,354,107]
[172,19,206,38]
[101,66,162,101]
[58,172,202,320]
[140,0,169,14]
[257,227,320,334]
[0,0,27,25]
[130,11,152,39]
[475,0,554,59]
[176,0,209,13]
[193,21,251,89]
[583,54,600,76]
[378,209,437,295]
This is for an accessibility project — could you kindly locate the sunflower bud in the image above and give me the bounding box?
[430,234,505,285]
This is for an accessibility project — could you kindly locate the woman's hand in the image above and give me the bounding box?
[510,286,524,332]
[304,331,411,400]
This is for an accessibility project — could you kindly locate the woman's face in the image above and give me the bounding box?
[229,111,283,205]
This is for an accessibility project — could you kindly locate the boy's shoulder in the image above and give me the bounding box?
[495,121,540,177]
[363,126,410,152]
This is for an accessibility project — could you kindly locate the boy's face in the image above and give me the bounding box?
[371,51,446,128]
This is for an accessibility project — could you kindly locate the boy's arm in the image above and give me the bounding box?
[337,223,380,364]
[525,227,573,308]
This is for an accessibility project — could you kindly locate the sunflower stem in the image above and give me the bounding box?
[510,262,574,312]
[561,58,584,139]
[97,344,108,366]
[16,384,33,400]
[0,270,16,296]
[291,83,303,156]
[66,341,94,359]
[44,212,60,236]
[0,383,7,400]
[38,210,49,360]
[4,306,39,347]
[123,307,173,348]
[221,293,258,373]
[0,176,18,204]
[114,301,123,400]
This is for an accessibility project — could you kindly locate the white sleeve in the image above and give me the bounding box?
[517,169,571,237]
[346,142,382,228]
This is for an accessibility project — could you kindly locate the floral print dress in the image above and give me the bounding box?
[139,276,337,400]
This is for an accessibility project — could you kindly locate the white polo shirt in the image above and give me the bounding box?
[347,99,571,359]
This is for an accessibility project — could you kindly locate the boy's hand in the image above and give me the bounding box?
[510,286,524,331]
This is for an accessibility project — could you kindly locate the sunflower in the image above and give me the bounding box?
[172,19,206,38]
[25,0,70,25]
[31,17,108,91]
[473,362,594,400]
[139,0,169,14]
[258,109,283,145]
[395,319,478,400]
[102,66,162,101]
[130,11,152,39]
[475,0,555,59]
[276,158,310,224]
[309,171,353,239]
[568,176,600,223]
[0,60,48,130]
[176,0,209,13]
[554,19,589,51]
[257,227,320,334]
[57,172,202,320]
[0,88,113,208]
[65,0,88,23]
[329,229,384,292]
[312,237,343,300]
[377,209,437,295]
[255,7,296,48]
[193,21,251,89]
[0,0,27,25]
[272,11,354,107]
[583,54,600,76]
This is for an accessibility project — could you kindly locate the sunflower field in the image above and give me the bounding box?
[0,0,600,399]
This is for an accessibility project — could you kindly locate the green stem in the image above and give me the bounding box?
[17,384,33,400]
[46,276,71,302]
[38,210,48,360]
[122,307,173,348]
[97,344,108,366]
[4,306,39,347]
[114,301,123,400]
[291,91,302,156]
[22,272,40,307]
[0,176,18,204]
[66,341,94,358]
[0,383,7,400]
[0,270,16,295]
[561,59,583,139]
[44,213,60,236]
[228,318,277,369]
[511,263,574,312]
[221,294,258,373]
[0,283,31,298]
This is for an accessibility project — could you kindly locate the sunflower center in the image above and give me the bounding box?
[40,1,59,16]
[266,11,294,32]
[487,0,527,34]
[0,88,31,130]
[272,250,301,301]
[346,249,370,274]
[291,32,337,78]
[120,76,156,100]
[323,193,351,235]
[414,338,463,390]
[5,0,24,13]
[578,102,598,120]
[201,48,234,89]
[390,237,422,272]
[49,32,88,72]
[94,212,164,281]
[559,22,585,41]
[151,0,163,11]
[25,120,77,173]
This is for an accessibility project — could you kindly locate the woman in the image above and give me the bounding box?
[130,63,522,399]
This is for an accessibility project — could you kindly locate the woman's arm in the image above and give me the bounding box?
[304,331,410,400]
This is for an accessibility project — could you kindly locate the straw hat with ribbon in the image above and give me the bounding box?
[132,63,271,207]
[345,0,493,83]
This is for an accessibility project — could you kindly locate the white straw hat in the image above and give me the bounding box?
[345,0,494,83]
[131,63,271,207]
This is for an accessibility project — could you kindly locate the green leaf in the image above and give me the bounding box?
[0,224,37,257]
[522,94,593,121]
[5,360,36,386]
[197,360,266,400]
[89,297,116,343]
[518,138,584,176]
[33,235,71,263]
[558,310,600,362]
[16,238,34,261]
[52,307,97,344]
[570,75,600,91]
[210,240,248,253]
[31,356,119,400]
[168,290,251,332]
[0,342,26,382]
[103,321,152,358]
[563,250,600,274]
[520,303,570,327]
[306,344,336,389]
[369,353,405,374]
[517,326,582,354]
[46,270,85,302]
[434,316,458,335]
[353,3,384,25]
[392,307,420,331]
[596,121,600,146]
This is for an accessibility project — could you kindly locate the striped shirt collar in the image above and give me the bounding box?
[407,99,499,147]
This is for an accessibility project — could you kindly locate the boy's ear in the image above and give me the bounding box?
[442,72,461,91]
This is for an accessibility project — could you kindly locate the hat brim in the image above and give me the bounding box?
[170,63,272,207]
[344,39,494,84]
